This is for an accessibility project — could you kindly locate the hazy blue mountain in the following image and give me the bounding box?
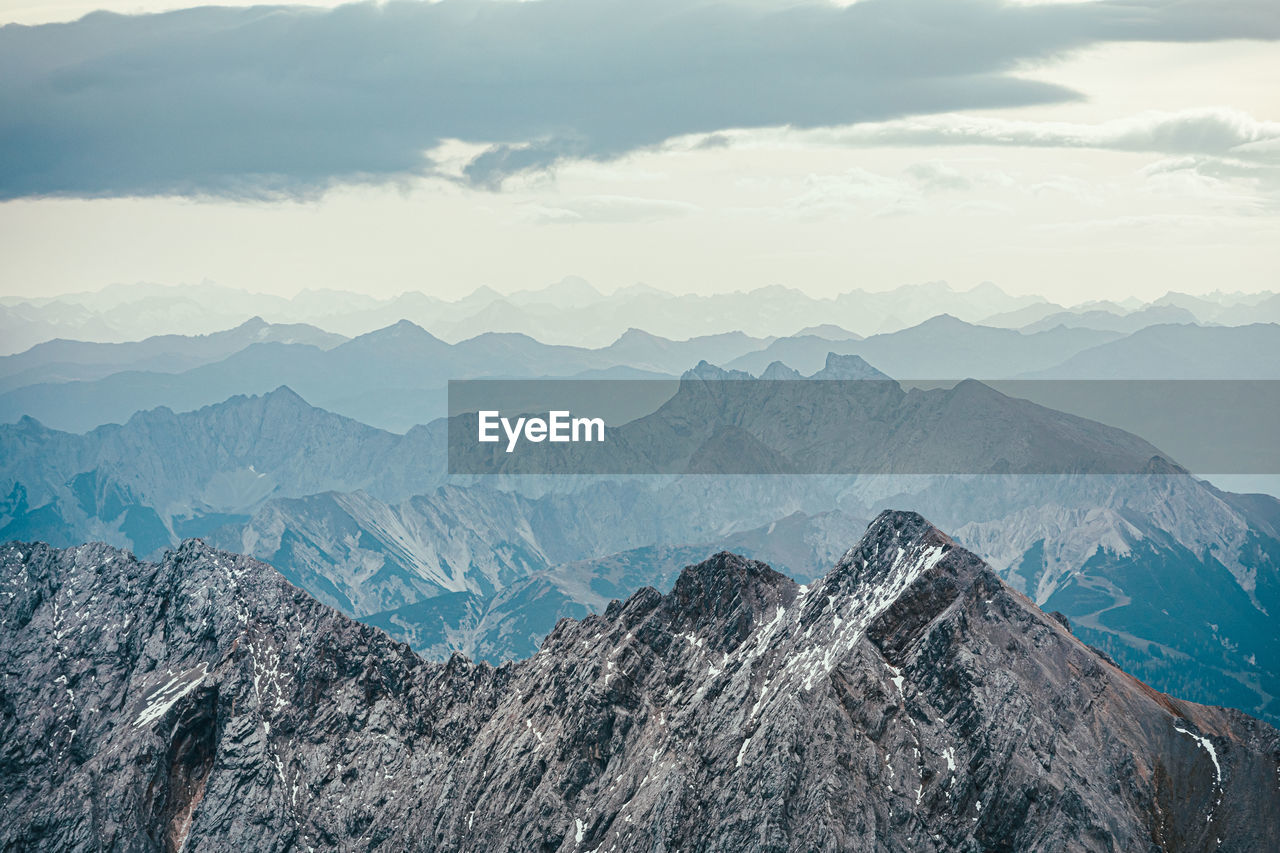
[853,315,1126,377]
[0,340,348,434]
[978,301,1069,328]
[7,314,1130,436]
[726,315,1123,377]
[505,274,606,307]
[1153,290,1280,325]
[1019,304,1199,334]
[449,329,637,376]
[11,281,1275,355]
[0,387,447,554]
[0,282,289,354]
[5,310,1271,439]
[596,327,773,373]
[724,335,869,376]
[759,362,805,380]
[809,352,891,380]
[791,323,861,340]
[452,360,1172,478]
[0,321,610,432]
[1023,323,1280,378]
[3,279,1051,349]
[0,317,346,393]
[389,280,1051,345]
[0,321,765,432]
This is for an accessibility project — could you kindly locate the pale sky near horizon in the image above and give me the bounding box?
[1,0,1277,304]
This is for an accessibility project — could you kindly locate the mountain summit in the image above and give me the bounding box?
[2,512,1277,850]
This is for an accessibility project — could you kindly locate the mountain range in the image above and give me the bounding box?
[0,321,770,433]
[6,279,1278,354]
[1023,323,1280,379]
[4,314,1278,435]
[0,316,346,395]
[4,512,1277,851]
[0,386,447,554]
[0,279,1045,351]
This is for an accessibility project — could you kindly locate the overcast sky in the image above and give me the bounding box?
[0,0,1276,303]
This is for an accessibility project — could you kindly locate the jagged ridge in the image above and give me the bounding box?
[2,511,1278,851]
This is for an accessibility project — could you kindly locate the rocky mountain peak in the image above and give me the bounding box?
[1142,453,1189,475]
[4,520,1280,851]
[347,318,444,349]
[613,327,661,344]
[13,413,46,432]
[917,312,971,330]
[759,360,803,380]
[682,360,754,382]
[828,509,959,591]
[258,383,311,410]
[809,351,892,381]
[660,551,799,650]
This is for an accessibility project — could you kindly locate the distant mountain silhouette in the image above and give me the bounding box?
[1023,323,1280,378]
[0,317,345,394]
[726,315,1123,377]
[0,322,774,432]
[1019,304,1198,334]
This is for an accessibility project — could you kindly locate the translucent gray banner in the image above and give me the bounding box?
[447,379,1280,476]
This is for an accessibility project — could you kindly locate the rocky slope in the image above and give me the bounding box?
[215,482,861,619]
[861,473,1280,723]
[3,511,1278,851]
[360,509,866,663]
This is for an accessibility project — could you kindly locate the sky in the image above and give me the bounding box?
[0,0,1277,304]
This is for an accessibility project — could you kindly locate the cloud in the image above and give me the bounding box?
[768,168,921,221]
[523,195,698,224]
[1142,155,1272,181]
[905,161,973,191]
[807,107,1280,210]
[1140,154,1280,211]
[819,107,1280,159]
[0,0,1276,199]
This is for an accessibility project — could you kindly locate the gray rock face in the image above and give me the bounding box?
[4,511,1279,851]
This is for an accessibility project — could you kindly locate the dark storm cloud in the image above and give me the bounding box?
[0,0,1275,200]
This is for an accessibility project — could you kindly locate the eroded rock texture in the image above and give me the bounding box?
[2,511,1277,851]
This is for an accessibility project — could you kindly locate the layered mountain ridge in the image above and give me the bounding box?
[6,280,1277,354]
[3,511,1277,851]
[6,365,1280,723]
[6,314,1277,435]
[0,386,449,552]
